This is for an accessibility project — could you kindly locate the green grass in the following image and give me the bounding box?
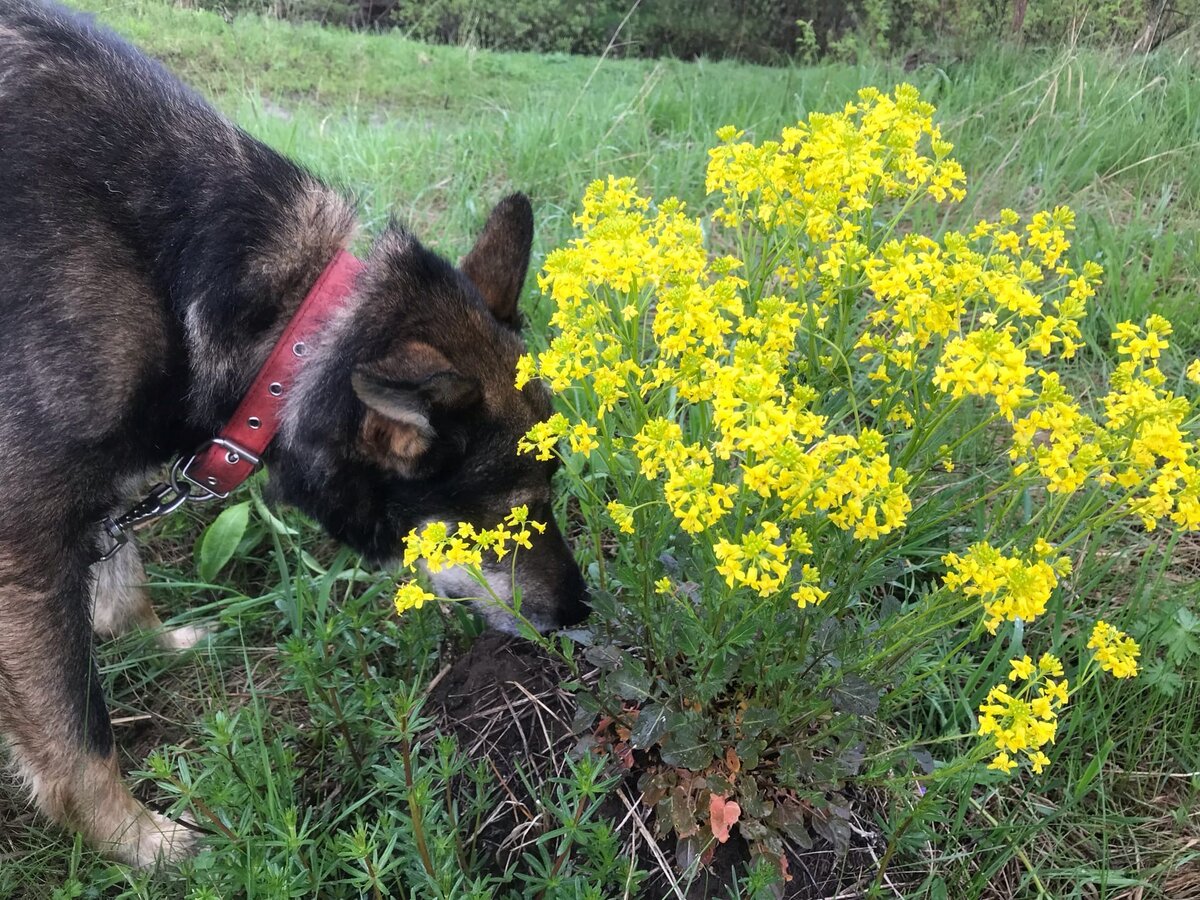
[1,1,1198,896]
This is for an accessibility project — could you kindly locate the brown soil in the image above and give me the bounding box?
[428,633,887,899]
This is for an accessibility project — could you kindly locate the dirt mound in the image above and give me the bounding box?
[428,634,888,898]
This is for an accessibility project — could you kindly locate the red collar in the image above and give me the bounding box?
[180,250,364,497]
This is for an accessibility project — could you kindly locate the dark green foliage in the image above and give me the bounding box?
[178,0,1200,63]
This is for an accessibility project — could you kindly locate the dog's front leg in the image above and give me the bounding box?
[0,550,196,867]
[91,538,210,650]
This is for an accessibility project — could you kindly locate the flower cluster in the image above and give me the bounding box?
[506,83,1193,797]
[397,506,546,589]
[706,84,966,235]
[394,581,436,615]
[942,541,1071,634]
[1088,620,1141,678]
[979,654,1069,775]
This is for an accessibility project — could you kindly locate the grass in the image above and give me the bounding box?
[1,1,1199,896]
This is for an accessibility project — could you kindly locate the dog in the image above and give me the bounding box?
[0,0,588,868]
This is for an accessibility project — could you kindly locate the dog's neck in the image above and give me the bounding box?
[173,172,358,431]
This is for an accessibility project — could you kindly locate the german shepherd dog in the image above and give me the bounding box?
[0,0,588,867]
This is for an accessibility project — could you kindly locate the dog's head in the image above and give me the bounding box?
[274,194,589,633]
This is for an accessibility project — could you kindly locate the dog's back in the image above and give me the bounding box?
[0,0,355,864]
[0,0,346,494]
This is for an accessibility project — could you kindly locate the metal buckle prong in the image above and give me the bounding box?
[174,438,261,501]
[208,437,261,468]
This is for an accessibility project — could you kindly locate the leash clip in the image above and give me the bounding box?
[93,439,240,563]
[95,481,193,562]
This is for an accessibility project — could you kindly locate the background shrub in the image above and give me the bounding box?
[179,0,1200,62]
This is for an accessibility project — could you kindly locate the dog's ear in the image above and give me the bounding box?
[352,343,481,469]
[461,193,533,327]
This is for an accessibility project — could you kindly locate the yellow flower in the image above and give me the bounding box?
[791,564,828,609]
[1008,655,1035,681]
[1037,653,1064,677]
[714,521,790,596]
[979,658,1068,776]
[607,500,636,535]
[987,752,1017,774]
[394,582,436,615]
[568,421,599,456]
[518,413,569,461]
[402,507,546,575]
[1088,620,1140,678]
[943,541,1068,633]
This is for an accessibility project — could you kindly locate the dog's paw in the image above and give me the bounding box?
[112,810,201,870]
[157,623,214,652]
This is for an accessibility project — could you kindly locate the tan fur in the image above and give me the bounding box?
[0,568,191,867]
[254,185,359,293]
[360,410,429,472]
[26,237,169,440]
[18,750,194,867]
[91,541,211,650]
[91,541,161,639]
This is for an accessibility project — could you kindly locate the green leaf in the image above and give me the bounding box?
[739,706,780,738]
[659,714,716,770]
[1144,659,1184,698]
[584,644,624,671]
[198,502,251,583]
[1072,738,1112,802]
[630,702,671,749]
[829,674,880,717]
[608,660,654,702]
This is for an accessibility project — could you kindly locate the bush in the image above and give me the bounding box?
[176,0,1200,62]
[398,84,1200,882]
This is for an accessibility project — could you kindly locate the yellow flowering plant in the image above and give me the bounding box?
[404,86,1199,872]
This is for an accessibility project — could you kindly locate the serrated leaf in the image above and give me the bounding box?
[584,644,624,671]
[198,501,250,583]
[659,715,716,770]
[1144,659,1184,698]
[675,614,706,658]
[630,702,671,749]
[829,674,880,717]
[1164,627,1200,666]
[740,705,780,738]
[608,663,654,702]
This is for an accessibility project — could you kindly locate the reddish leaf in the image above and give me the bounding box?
[725,746,741,777]
[615,741,635,770]
[671,786,698,838]
[709,793,742,844]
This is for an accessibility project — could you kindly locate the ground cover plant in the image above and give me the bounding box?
[1,1,1198,897]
